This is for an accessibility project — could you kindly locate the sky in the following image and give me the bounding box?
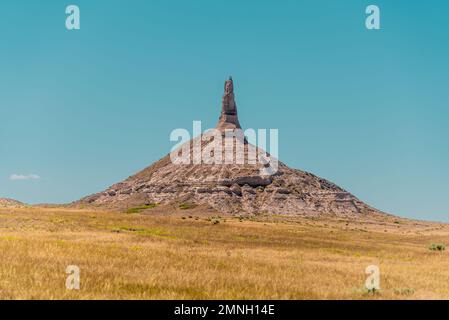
[1,0,448,221]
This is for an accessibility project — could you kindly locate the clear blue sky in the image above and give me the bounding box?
[1,0,448,221]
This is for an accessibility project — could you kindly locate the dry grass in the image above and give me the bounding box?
[0,206,449,300]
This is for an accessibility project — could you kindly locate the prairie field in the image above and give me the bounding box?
[1,206,449,300]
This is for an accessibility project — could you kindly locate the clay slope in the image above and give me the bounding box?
[77,138,378,216]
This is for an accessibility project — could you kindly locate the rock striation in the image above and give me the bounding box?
[216,76,241,131]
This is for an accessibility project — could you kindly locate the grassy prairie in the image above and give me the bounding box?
[0,206,449,299]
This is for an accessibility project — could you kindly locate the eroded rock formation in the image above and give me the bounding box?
[216,76,241,131]
[76,77,380,217]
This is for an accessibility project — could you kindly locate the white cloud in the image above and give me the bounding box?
[9,174,41,181]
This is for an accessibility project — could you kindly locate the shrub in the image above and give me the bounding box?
[429,243,445,251]
[179,203,197,210]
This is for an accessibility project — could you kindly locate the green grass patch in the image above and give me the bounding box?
[0,235,22,241]
[179,203,197,210]
[125,203,157,214]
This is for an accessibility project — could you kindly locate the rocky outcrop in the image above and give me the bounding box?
[0,198,25,208]
[76,77,380,217]
[216,76,241,131]
[76,155,377,216]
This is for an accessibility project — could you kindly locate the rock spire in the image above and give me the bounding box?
[216,76,242,131]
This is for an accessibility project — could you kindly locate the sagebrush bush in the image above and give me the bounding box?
[429,243,445,251]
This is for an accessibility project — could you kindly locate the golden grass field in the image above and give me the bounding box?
[1,205,449,300]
